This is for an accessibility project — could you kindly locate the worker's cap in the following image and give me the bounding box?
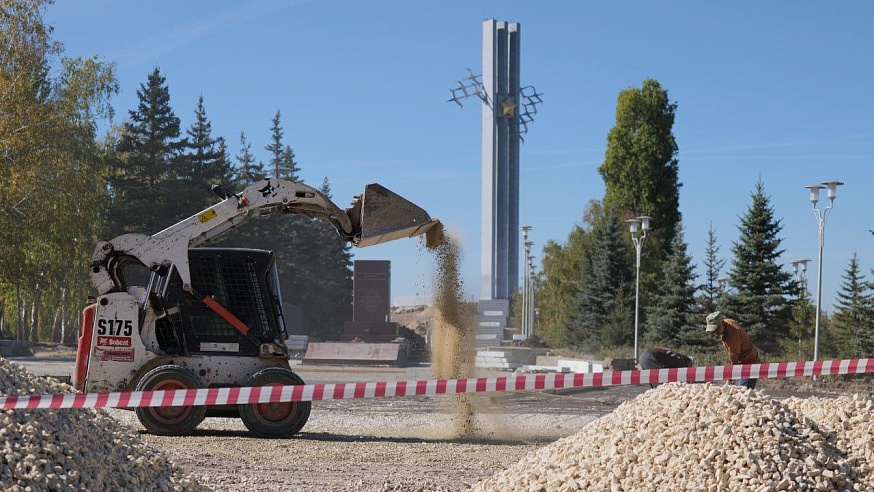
[705,311,724,332]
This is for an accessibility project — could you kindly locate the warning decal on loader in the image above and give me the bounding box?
[95,347,135,362]
[198,208,217,223]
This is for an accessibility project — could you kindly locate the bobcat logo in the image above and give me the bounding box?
[258,180,275,197]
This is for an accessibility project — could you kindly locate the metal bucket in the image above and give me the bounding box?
[347,184,441,248]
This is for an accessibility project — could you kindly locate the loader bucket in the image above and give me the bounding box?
[348,183,441,248]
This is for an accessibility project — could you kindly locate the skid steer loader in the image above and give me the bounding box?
[73,179,441,438]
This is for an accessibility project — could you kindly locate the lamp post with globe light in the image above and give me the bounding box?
[790,258,811,298]
[626,215,652,364]
[791,258,812,359]
[804,181,843,364]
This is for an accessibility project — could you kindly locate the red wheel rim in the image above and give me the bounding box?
[150,379,191,423]
[256,383,293,423]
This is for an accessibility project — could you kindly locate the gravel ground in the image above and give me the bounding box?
[114,377,867,492]
[14,350,871,492]
[104,374,643,492]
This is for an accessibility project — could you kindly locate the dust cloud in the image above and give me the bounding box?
[425,222,478,438]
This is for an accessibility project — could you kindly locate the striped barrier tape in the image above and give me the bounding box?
[2,358,873,410]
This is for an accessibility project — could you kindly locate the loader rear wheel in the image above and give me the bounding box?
[135,365,206,436]
[239,367,311,438]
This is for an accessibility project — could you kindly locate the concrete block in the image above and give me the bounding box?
[302,342,407,366]
[285,335,309,351]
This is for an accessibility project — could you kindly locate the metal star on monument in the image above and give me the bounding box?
[500,100,517,117]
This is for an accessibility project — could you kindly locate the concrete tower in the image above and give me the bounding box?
[480,19,521,302]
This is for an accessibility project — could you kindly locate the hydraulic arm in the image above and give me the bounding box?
[89,179,440,296]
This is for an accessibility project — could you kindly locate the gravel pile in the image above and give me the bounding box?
[784,394,874,482]
[472,383,874,492]
[0,358,205,491]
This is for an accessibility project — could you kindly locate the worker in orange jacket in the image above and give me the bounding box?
[705,311,761,389]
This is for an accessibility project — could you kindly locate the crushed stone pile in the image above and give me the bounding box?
[472,383,874,492]
[0,358,205,491]
[784,394,874,478]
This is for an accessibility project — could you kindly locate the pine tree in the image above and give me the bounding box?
[784,280,816,360]
[698,223,725,315]
[567,211,633,351]
[233,132,266,187]
[174,95,231,217]
[280,145,300,182]
[309,177,353,337]
[215,137,234,186]
[861,273,874,357]
[644,222,699,349]
[108,67,183,234]
[831,252,873,358]
[265,110,283,179]
[720,179,795,357]
[264,110,300,181]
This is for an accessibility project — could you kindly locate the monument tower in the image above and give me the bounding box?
[448,20,541,346]
[481,19,521,302]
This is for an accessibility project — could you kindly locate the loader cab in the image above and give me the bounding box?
[148,248,287,357]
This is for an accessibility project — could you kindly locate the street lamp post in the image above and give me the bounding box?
[790,258,811,298]
[519,226,532,338]
[805,180,843,364]
[523,241,533,337]
[626,215,652,364]
[528,255,536,337]
[791,258,812,360]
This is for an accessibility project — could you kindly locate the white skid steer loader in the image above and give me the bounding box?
[72,179,441,438]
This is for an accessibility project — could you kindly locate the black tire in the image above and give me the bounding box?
[134,365,206,436]
[239,367,311,438]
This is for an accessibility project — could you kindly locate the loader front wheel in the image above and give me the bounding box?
[239,367,311,438]
[135,365,206,436]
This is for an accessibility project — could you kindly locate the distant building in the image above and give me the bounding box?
[392,295,434,308]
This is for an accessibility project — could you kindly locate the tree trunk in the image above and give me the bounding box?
[0,299,5,339]
[61,288,74,346]
[50,304,61,343]
[16,286,24,341]
[29,286,40,343]
[18,304,25,341]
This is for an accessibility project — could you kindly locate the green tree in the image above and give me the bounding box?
[861,272,874,357]
[698,223,726,315]
[174,95,232,217]
[644,222,699,349]
[784,280,816,360]
[265,110,299,181]
[720,179,796,357]
[598,78,681,259]
[0,0,117,341]
[107,67,183,235]
[305,177,353,337]
[568,210,633,352]
[830,252,873,358]
[232,132,265,188]
[536,202,602,347]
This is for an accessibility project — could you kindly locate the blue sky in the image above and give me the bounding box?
[48,1,873,312]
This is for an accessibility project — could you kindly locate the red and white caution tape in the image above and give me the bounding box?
[2,358,873,410]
